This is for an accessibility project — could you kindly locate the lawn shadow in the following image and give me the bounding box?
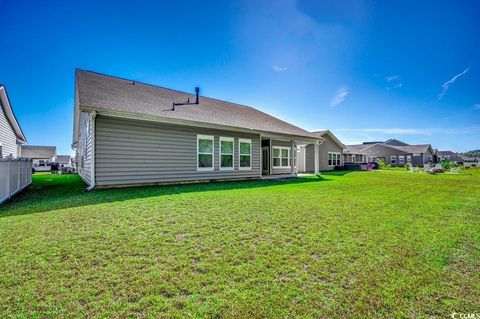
[1,173,333,219]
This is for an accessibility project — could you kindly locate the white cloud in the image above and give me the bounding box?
[438,68,470,100]
[329,87,348,107]
[385,75,399,82]
[473,104,480,110]
[272,64,288,72]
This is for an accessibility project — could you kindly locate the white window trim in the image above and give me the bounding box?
[197,135,214,172]
[219,137,234,171]
[399,155,405,164]
[272,146,291,168]
[328,152,341,166]
[390,155,397,164]
[238,138,252,170]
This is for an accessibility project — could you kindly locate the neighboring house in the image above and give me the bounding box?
[0,85,27,157]
[298,130,345,172]
[72,70,323,189]
[437,151,464,162]
[344,139,435,167]
[20,145,57,172]
[56,155,72,168]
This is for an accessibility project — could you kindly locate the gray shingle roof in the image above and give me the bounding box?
[386,144,432,153]
[21,145,56,159]
[75,70,319,139]
[345,142,432,154]
[56,155,71,163]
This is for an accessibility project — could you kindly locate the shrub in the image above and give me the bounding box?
[377,160,386,169]
[405,162,413,171]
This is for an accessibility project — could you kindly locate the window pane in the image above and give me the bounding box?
[281,149,288,157]
[273,158,280,167]
[240,142,251,154]
[273,148,280,157]
[221,154,233,167]
[221,140,233,154]
[199,139,213,153]
[240,155,251,167]
[198,154,212,168]
[282,158,288,166]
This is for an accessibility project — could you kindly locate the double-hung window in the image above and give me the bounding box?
[273,147,290,168]
[220,137,234,170]
[390,155,396,164]
[328,152,341,166]
[399,156,405,165]
[239,139,251,170]
[197,135,214,171]
[407,155,412,163]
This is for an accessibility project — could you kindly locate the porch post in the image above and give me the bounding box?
[314,142,319,175]
[269,138,272,175]
[290,140,295,176]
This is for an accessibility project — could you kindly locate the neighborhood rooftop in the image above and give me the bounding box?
[20,145,56,158]
[75,69,319,139]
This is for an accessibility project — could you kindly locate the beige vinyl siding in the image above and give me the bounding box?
[0,102,19,158]
[77,111,93,185]
[94,116,261,186]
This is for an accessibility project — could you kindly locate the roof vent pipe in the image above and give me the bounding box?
[195,87,200,104]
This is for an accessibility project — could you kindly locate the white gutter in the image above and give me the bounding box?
[86,111,96,191]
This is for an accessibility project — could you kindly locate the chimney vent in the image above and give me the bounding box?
[195,87,200,104]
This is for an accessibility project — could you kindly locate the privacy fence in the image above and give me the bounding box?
[0,158,32,204]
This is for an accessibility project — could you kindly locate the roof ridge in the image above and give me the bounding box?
[76,69,315,137]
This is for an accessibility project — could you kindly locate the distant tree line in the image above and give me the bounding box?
[462,150,480,157]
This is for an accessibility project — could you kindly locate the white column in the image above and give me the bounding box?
[314,142,319,175]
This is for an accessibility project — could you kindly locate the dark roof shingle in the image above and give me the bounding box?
[75,70,319,139]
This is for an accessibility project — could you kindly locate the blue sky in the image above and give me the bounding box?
[1,0,479,154]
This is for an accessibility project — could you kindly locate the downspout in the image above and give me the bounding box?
[86,111,96,191]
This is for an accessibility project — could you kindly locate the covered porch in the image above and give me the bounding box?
[260,136,321,179]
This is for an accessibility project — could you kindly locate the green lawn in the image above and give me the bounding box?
[0,171,479,318]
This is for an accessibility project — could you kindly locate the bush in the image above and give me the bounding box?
[377,160,386,169]
[405,162,413,171]
[441,160,458,170]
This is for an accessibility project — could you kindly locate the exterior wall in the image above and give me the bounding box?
[362,144,404,165]
[318,135,343,171]
[411,154,424,167]
[271,140,294,175]
[76,111,94,185]
[297,145,306,173]
[304,135,344,172]
[0,101,20,158]
[94,116,261,186]
[305,144,315,172]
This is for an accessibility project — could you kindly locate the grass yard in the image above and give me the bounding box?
[0,171,479,318]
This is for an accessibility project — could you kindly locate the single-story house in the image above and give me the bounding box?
[437,151,463,163]
[72,69,323,189]
[0,85,27,158]
[297,130,345,172]
[344,139,435,167]
[20,145,57,172]
[56,155,72,168]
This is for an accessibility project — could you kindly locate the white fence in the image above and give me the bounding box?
[0,158,32,204]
